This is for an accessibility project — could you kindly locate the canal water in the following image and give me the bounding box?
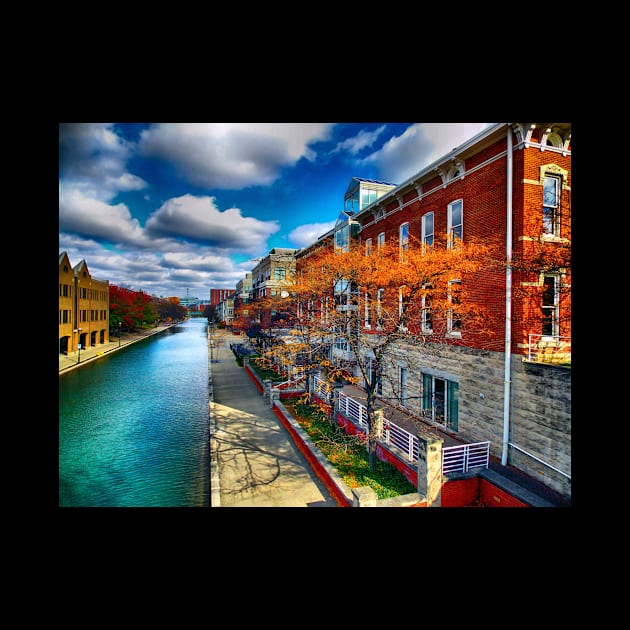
[59,318,209,507]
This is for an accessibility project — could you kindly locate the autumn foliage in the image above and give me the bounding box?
[109,285,155,330]
[253,232,503,470]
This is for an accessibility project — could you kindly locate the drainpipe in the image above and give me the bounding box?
[501,125,513,466]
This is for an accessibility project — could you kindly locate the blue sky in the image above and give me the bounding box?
[59,122,493,299]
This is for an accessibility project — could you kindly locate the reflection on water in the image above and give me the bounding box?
[59,319,209,507]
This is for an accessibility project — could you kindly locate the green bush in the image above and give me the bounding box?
[286,400,416,499]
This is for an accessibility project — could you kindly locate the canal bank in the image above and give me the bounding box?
[59,322,180,375]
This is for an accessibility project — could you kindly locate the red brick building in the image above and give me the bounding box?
[356,123,571,357]
[293,122,571,499]
[209,288,236,307]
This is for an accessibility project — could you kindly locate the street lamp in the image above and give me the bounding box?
[74,328,82,364]
[118,321,122,347]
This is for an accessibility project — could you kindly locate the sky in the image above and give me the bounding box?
[59,122,494,300]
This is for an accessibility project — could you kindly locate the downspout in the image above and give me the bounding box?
[502,125,513,466]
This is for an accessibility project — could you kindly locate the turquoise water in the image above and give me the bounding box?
[59,319,209,507]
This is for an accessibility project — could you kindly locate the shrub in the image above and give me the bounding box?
[285,399,416,499]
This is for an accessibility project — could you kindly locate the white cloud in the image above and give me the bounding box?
[60,237,248,297]
[332,124,387,155]
[59,123,147,201]
[138,123,335,189]
[59,185,147,245]
[145,194,280,254]
[360,123,493,183]
[288,221,337,248]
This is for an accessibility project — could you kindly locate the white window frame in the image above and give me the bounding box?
[447,279,462,337]
[399,222,409,254]
[543,175,561,237]
[447,199,463,248]
[365,238,372,256]
[398,286,408,332]
[421,286,432,333]
[421,212,434,249]
[399,366,408,405]
[541,273,560,338]
[377,232,385,249]
[376,288,384,330]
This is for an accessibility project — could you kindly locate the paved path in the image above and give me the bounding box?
[210,332,337,507]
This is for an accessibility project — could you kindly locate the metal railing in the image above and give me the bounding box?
[313,376,333,403]
[383,419,418,462]
[442,442,490,475]
[317,377,488,475]
[272,374,305,390]
[338,391,368,427]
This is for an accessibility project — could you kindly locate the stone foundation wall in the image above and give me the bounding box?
[373,343,571,498]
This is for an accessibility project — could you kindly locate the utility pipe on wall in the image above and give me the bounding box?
[501,125,513,466]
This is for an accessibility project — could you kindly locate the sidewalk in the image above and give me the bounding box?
[59,323,178,374]
[209,332,338,507]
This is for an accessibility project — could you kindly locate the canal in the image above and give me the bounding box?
[59,318,209,507]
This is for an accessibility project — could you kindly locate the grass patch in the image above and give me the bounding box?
[248,356,286,383]
[285,398,416,500]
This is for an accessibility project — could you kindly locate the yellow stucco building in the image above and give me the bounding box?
[59,252,109,356]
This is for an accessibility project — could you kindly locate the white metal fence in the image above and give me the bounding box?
[442,442,491,475]
[313,376,333,403]
[314,375,489,475]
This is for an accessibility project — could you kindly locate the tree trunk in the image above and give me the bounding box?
[366,386,377,472]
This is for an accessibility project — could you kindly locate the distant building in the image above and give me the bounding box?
[210,288,236,306]
[235,273,252,303]
[216,297,234,326]
[180,296,199,310]
[59,252,109,356]
[251,248,297,300]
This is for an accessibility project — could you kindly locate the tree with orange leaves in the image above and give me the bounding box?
[259,232,500,471]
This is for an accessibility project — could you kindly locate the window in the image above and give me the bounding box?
[543,175,561,236]
[361,188,377,209]
[274,267,286,280]
[335,225,349,252]
[322,296,330,324]
[377,232,385,249]
[422,373,458,431]
[364,291,371,328]
[398,287,409,332]
[365,238,372,256]
[399,222,409,259]
[447,199,463,247]
[447,280,462,335]
[345,188,360,214]
[421,288,432,333]
[421,212,434,249]
[399,367,408,405]
[376,288,384,329]
[542,274,559,337]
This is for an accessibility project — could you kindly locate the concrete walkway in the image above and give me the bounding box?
[209,332,337,507]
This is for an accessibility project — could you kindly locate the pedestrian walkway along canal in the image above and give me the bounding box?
[210,332,337,507]
[59,319,210,507]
